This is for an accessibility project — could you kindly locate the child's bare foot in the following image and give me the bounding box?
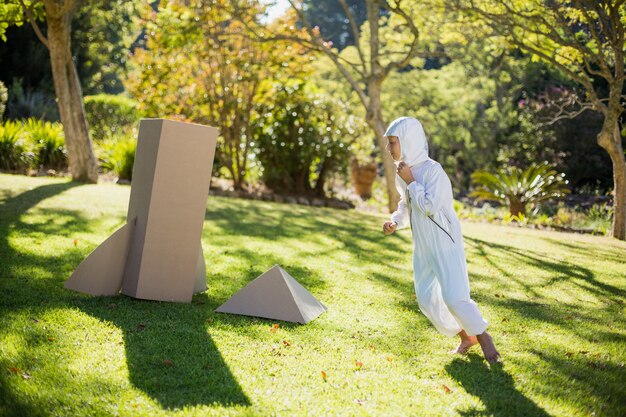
[476,332,501,363]
[450,330,478,354]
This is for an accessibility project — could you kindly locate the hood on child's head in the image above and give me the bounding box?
[384,117,429,167]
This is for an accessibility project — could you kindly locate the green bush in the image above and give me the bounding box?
[0,120,31,172]
[253,81,354,197]
[98,135,137,181]
[24,119,67,171]
[84,94,140,141]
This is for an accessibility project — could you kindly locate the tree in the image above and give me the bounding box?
[126,0,308,190]
[0,0,98,182]
[243,0,431,211]
[452,0,626,239]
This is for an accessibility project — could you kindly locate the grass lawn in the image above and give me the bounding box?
[0,173,625,417]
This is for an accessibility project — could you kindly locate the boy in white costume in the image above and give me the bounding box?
[382,116,500,363]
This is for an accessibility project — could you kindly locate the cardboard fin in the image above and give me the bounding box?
[216,265,326,324]
[64,222,134,296]
[194,243,207,293]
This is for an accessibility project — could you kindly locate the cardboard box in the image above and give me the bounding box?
[65,119,218,302]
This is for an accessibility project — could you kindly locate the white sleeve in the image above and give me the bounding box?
[390,177,410,229]
[407,164,452,216]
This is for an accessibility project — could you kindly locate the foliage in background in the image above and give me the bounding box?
[97,134,137,181]
[253,81,355,196]
[24,118,67,170]
[84,94,140,141]
[0,119,30,172]
[5,78,58,121]
[455,199,614,236]
[308,55,375,166]
[72,0,143,95]
[126,0,313,191]
[470,162,570,216]
[0,118,67,172]
[450,0,626,239]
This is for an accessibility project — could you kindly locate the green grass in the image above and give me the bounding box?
[0,173,625,417]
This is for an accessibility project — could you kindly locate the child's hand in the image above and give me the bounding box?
[396,162,414,184]
[383,221,397,235]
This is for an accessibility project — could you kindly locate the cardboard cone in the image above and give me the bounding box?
[216,265,327,324]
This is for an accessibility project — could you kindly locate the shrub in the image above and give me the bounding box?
[98,135,137,181]
[470,162,570,216]
[0,120,31,172]
[24,119,67,171]
[253,81,354,197]
[84,94,140,141]
[6,79,58,121]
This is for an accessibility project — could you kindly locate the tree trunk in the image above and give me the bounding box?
[366,82,400,212]
[508,198,525,217]
[314,159,330,198]
[598,122,626,240]
[45,2,98,183]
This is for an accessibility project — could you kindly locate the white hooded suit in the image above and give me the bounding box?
[386,117,488,337]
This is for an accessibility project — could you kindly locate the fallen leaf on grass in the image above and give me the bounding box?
[355,360,363,369]
[321,370,327,382]
[564,315,573,319]
[73,239,78,247]
[270,324,280,333]
[442,384,451,393]
[47,337,55,342]
[387,356,394,362]
[578,350,589,355]
[163,359,174,366]
[282,340,291,346]
[8,367,21,374]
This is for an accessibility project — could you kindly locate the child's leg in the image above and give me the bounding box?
[431,247,488,337]
[414,265,462,337]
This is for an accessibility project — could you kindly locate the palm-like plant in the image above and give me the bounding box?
[470,163,570,216]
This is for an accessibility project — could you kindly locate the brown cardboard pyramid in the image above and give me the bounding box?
[216,265,327,324]
[64,119,218,302]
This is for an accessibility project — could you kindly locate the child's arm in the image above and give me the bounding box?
[389,176,410,229]
[406,164,452,216]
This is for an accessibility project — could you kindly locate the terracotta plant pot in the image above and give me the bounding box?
[350,159,378,200]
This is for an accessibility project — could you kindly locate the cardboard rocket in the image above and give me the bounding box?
[216,265,327,324]
[65,119,218,302]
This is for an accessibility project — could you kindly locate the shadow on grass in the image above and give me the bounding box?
[77,295,250,409]
[446,354,551,417]
[0,181,249,411]
[465,236,625,303]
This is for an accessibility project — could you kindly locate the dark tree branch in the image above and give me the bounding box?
[19,0,49,49]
